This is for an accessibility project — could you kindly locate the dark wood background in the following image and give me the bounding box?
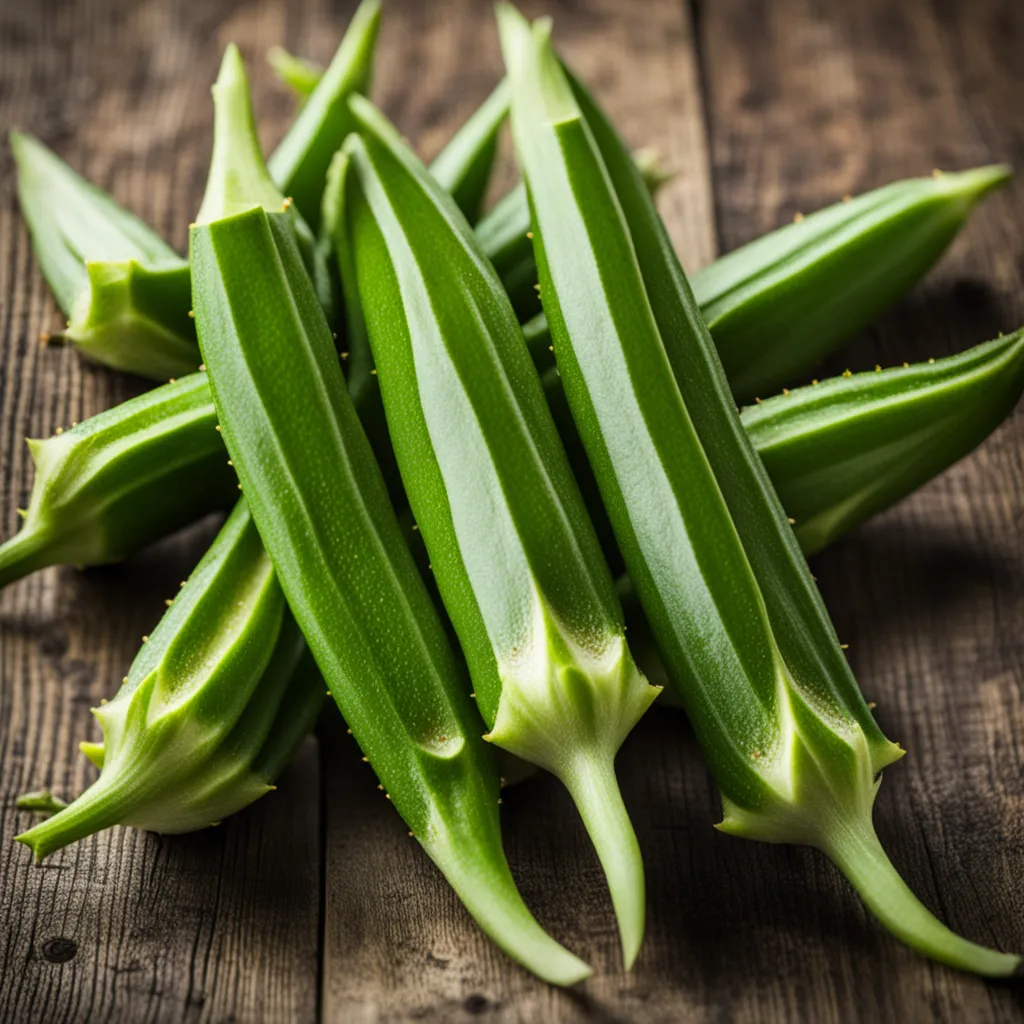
[1,0,1023,1021]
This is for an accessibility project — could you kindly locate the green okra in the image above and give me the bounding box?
[0,47,524,591]
[499,7,1020,976]
[742,329,1024,555]
[269,44,508,224]
[426,79,510,223]
[188,45,588,986]
[475,159,1010,398]
[5,324,1019,614]
[12,2,379,377]
[338,95,660,967]
[11,131,199,380]
[268,45,325,101]
[0,373,234,590]
[266,0,380,231]
[699,164,1013,402]
[16,499,325,860]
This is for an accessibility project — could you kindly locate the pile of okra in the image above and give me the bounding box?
[7,1,1024,984]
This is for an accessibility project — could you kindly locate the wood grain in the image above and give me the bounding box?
[697,0,1024,1021]
[0,2,320,1022]
[1,0,1022,1021]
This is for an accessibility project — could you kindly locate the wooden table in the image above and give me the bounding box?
[1,0,1022,1020]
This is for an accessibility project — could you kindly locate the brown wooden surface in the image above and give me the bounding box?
[1,0,1023,1021]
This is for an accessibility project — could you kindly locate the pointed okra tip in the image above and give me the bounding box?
[939,162,1013,209]
[196,43,286,226]
[822,816,1022,978]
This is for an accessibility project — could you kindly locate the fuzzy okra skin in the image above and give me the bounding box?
[0,374,234,589]
[339,96,660,967]
[16,499,325,860]
[475,149,671,322]
[499,7,1020,977]
[742,329,1024,555]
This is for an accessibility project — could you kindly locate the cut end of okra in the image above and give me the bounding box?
[58,259,199,381]
[196,44,288,227]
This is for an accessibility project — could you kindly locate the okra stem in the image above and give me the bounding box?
[824,822,1021,977]
[0,527,55,591]
[559,751,645,964]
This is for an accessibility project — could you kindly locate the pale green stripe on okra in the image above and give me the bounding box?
[338,94,659,967]
[499,5,1020,977]
[188,45,589,986]
[16,499,324,859]
[476,160,1010,396]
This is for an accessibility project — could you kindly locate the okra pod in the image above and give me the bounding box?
[0,374,234,589]
[475,160,1010,397]
[189,45,588,985]
[268,43,508,224]
[500,7,1019,976]
[268,46,324,101]
[339,96,660,965]
[5,324,1018,605]
[11,131,199,380]
[265,0,380,230]
[475,149,671,322]
[12,2,379,377]
[0,47,523,590]
[426,79,509,222]
[743,329,1024,554]
[699,165,1013,402]
[16,499,324,859]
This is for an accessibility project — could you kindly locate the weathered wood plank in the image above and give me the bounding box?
[0,2,321,1021]
[696,0,1024,1020]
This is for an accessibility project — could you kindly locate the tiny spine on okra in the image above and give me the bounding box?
[336,94,660,967]
[498,5,1020,976]
[15,499,325,860]
[187,44,589,986]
